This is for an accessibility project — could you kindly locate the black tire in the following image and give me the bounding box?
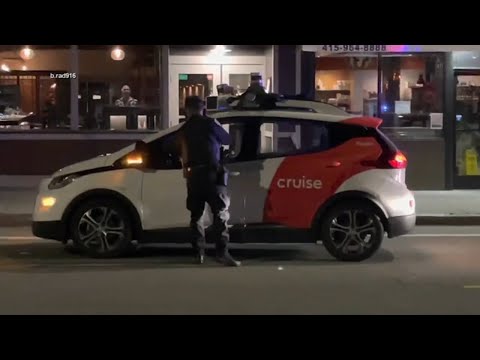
[319,201,384,262]
[69,198,133,258]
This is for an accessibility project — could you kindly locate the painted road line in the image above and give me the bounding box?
[1,234,480,241]
[401,234,480,237]
[464,285,480,289]
[0,236,39,240]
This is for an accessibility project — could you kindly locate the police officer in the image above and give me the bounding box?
[178,96,241,267]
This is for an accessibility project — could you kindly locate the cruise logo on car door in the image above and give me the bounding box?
[276,177,323,190]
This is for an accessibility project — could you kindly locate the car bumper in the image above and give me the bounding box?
[32,221,66,241]
[387,214,416,238]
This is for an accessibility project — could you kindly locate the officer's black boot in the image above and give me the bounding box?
[216,251,241,267]
[192,245,205,265]
[190,230,205,265]
[197,252,205,265]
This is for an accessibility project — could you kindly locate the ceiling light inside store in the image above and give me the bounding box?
[21,65,27,71]
[50,83,56,89]
[1,64,10,72]
[111,47,125,61]
[210,45,231,56]
[19,47,35,60]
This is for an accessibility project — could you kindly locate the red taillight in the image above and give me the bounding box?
[388,152,407,169]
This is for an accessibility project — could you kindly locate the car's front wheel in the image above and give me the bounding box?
[319,201,384,262]
[70,198,133,258]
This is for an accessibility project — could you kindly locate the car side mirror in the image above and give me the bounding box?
[122,140,150,168]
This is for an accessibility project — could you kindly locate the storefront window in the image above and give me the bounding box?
[0,45,71,130]
[455,74,480,176]
[315,55,379,116]
[178,74,213,119]
[315,52,445,137]
[378,53,444,130]
[78,45,160,131]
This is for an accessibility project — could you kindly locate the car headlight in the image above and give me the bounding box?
[48,174,79,190]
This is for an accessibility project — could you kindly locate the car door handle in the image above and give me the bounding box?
[327,161,341,168]
[229,171,241,177]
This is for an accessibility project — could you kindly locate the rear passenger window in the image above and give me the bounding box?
[259,119,329,157]
[258,119,375,158]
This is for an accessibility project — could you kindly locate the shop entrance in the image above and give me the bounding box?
[454,69,480,188]
[169,63,265,126]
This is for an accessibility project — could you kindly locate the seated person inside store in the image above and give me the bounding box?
[115,85,138,107]
[42,91,57,129]
[109,84,141,129]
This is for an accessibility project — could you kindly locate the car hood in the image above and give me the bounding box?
[52,145,136,177]
[51,124,183,178]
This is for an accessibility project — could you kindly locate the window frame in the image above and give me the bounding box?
[377,52,446,129]
[315,52,446,132]
[145,116,261,170]
[216,116,261,164]
[256,117,331,160]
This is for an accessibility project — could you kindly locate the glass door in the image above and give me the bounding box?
[169,64,221,127]
[222,64,269,147]
[454,70,480,188]
[221,65,266,95]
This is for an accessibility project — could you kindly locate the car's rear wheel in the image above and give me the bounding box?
[70,198,133,258]
[319,201,384,262]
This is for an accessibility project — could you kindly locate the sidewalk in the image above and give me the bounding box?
[1,176,480,227]
[0,176,43,227]
[415,190,480,225]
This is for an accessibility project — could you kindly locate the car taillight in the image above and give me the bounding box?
[388,152,407,169]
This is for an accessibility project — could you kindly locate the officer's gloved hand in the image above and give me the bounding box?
[216,166,228,187]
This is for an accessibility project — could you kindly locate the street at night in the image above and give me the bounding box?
[0,225,479,315]
[3,44,480,317]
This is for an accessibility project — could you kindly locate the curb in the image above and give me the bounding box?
[415,216,480,226]
[2,214,480,228]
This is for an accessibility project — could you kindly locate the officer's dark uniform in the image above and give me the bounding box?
[177,98,240,266]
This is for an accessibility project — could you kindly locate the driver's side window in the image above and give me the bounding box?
[221,121,245,162]
[147,133,183,170]
[217,118,260,163]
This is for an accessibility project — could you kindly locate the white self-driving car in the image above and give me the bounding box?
[32,94,416,261]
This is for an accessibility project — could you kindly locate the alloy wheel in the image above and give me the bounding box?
[77,207,126,254]
[329,210,377,256]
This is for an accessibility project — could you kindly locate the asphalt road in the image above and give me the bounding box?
[0,225,479,315]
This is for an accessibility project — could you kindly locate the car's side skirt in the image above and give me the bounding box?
[141,224,314,244]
